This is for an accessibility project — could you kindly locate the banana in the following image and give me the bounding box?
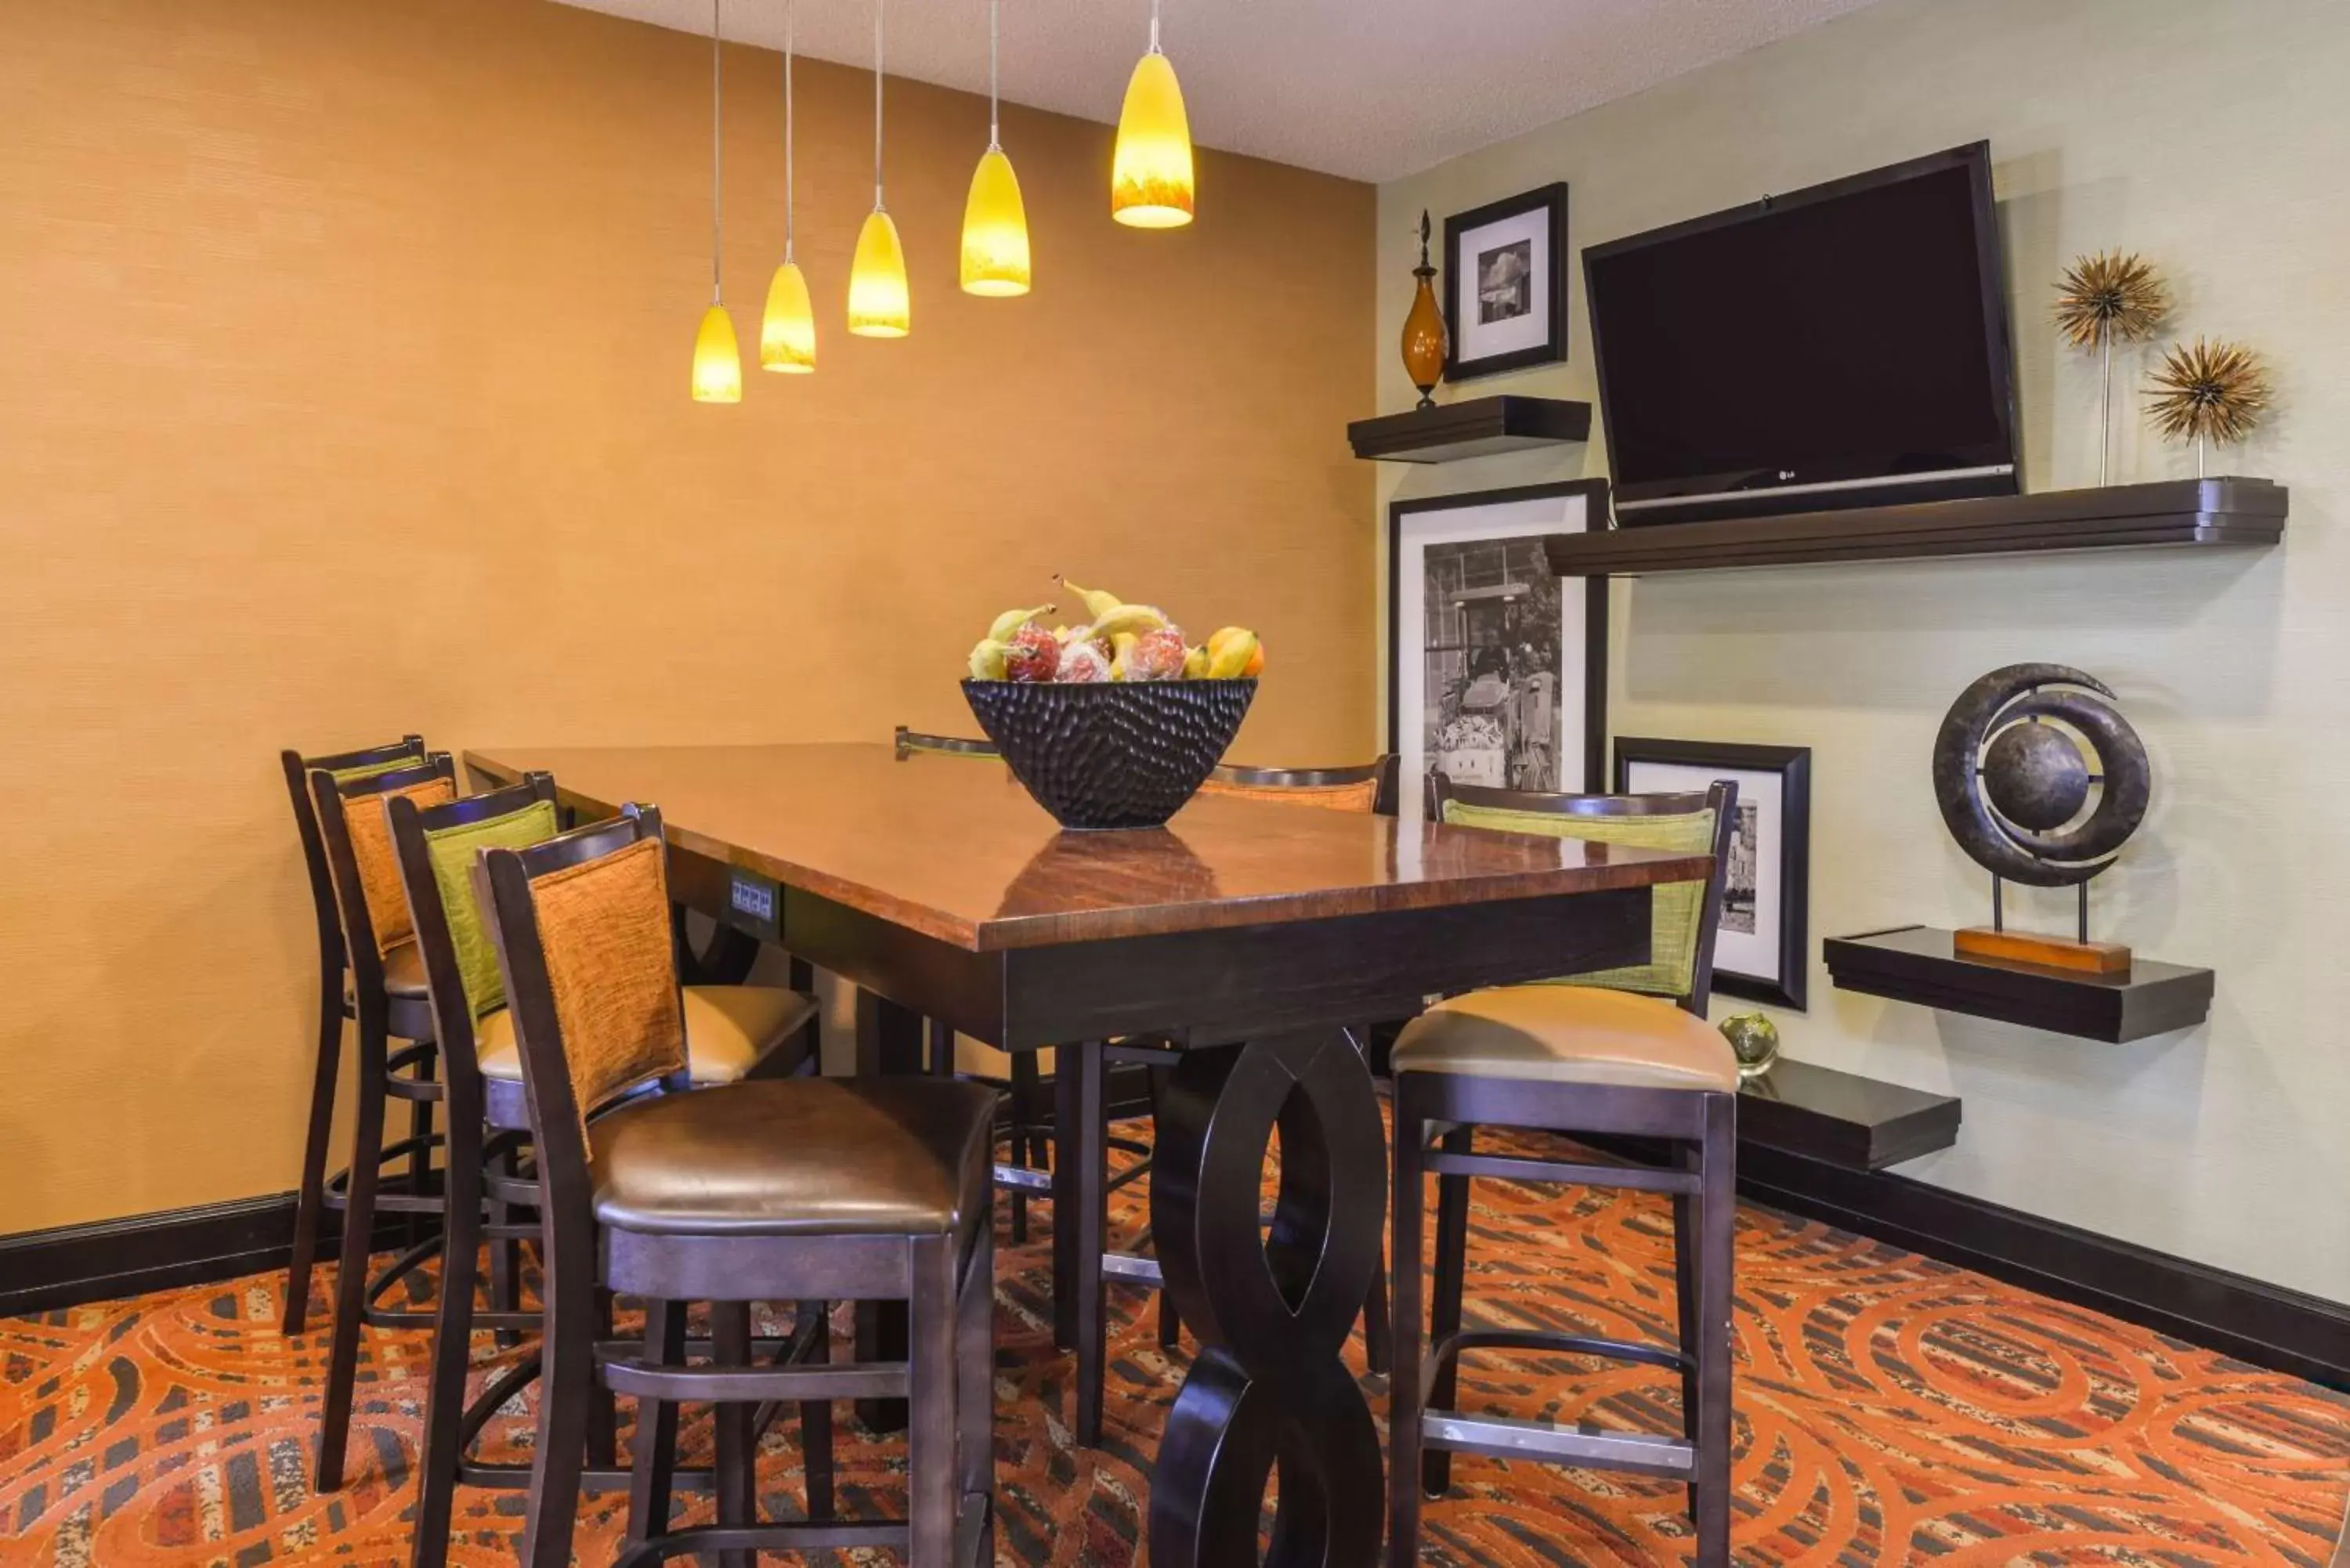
[1205,628,1259,679]
[1057,576,1125,623]
[987,604,1054,643]
[1086,602,1170,640]
[1108,630,1140,682]
[1183,645,1209,679]
[968,638,1010,680]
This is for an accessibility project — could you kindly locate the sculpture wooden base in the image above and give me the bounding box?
[1953,926,2131,977]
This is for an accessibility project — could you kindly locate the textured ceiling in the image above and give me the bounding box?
[546,0,1887,182]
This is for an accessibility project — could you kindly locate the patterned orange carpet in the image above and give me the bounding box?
[5,1156,2347,1566]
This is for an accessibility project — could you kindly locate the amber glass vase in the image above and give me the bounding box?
[1401,262,1446,407]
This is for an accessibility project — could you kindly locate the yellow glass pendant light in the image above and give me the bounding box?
[760,2,816,372]
[848,0,912,337]
[960,0,1031,296]
[691,0,742,402]
[1111,0,1194,229]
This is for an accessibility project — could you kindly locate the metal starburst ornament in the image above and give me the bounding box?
[2053,251,2169,349]
[2054,251,2169,486]
[2146,337,2272,476]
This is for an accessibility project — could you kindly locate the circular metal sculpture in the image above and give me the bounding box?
[1932,663,2150,888]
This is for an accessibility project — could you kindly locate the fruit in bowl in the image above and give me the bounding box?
[960,578,1264,829]
[964,577,1267,689]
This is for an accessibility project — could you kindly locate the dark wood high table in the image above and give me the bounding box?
[465,742,1711,1563]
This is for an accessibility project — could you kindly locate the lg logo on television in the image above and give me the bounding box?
[1777,470,1796,481]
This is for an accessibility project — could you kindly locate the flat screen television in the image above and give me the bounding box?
[1584,143,2019,526]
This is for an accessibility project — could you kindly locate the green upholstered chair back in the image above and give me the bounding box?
[1433,772,1739,1013]
[386,771,562,1084]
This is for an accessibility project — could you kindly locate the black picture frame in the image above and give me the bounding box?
[1387,479,1610,819]
[1614,737,1811,1010]
[1444,182,1570,382]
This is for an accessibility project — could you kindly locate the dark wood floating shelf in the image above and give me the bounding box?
[1347,395,1592,464]
[1738,1057,1959,1171]
[1825,925,2215,1043]
[1542,476,2287,576]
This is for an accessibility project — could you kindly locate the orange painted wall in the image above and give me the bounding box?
[0,0,1373,1231]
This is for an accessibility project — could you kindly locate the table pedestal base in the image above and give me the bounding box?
[1148,1032,1386,1567]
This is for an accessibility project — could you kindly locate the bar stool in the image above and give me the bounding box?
[305,750,463,1489]
[1387,774,1741,1567]
[279,734,426,1336]
[479,804,997,1568]
[385,774,821,1568]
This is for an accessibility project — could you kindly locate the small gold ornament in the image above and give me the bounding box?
[2146,337,2272,475]
[2054,251,2169,486]
[2052,251,2169,349]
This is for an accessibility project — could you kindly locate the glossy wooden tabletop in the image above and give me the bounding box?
[465,743,1712,954]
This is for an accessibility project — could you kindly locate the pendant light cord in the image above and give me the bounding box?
[710,0,722,304]
[873,0,886,210]
[783,0,795,261]
[988,0,1001,149]
[1149,0,1161,55]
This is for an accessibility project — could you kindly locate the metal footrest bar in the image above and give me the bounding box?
[1101,1252,1165,1289]
[1419,1408,1697,1479]
[1423,1147,1699,1196]
[1427,1327,1692,1382]
[454,1458,721,1494]
[992,1164,1053,1194]
[601,1357,906,1406]
[609,1521,911,1568]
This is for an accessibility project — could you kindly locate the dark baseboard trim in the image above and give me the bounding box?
[0,1193,410,1319]
[1739,1144,2350,1391]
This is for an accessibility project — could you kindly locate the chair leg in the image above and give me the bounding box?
[315,1007,389,1492]
[1361,1239,1394,1377]
[1066,1043,1108,1448]
[1386,1091,1427,1568]
[956,1224,997,1566]
[712,1301,757,1568]
[519,1212,597,1568]
[1421,1122,1473,1499]
[404,1043,437,1248]
[1010,1052,1040,1247]
[284,972,345,1335]
[408,1107,485,1568]
[798,1299,835,1522]
[588,1288,619,1469]
[486,1144,522,1349]
[627,1299,685,1545]
[1692,1094,1737,1568]
[1672,1143,1703,1458]
[1050,1054,1079,1354]
[909,1234,960,1567]
[1157,1289,1182,1349]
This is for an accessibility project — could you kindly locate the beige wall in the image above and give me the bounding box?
[0,0,1372,1233]
[1379,0,2350,1296]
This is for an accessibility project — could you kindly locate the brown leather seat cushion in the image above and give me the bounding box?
[365,940,428,999]
[477,986,815,1086]
[1393,985,1738,1093]
[589,1077,999,1238]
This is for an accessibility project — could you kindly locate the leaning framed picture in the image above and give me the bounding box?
[1614,738,1812,1010]
[1389,479,1609,826]
[1444,182,1569,381]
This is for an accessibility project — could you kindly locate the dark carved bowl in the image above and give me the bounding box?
[961,678,1257,831]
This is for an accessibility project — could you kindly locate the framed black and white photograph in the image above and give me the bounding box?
[1444,182,1569,381]
[1614,738,1812,1010]
[1389,479,1609,826]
